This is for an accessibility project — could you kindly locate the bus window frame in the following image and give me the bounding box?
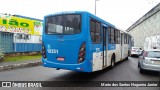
[45,14,82,35]
[115,30,120,44]
[108,27,116,44]
[90,18,101,44]
[124,33,129,44]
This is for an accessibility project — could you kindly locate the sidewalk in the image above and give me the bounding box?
[0,59,42,71]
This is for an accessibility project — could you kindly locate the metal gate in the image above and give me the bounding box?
[0,32,14,53]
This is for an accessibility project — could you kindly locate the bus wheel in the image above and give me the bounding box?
[111,56,115,68]
[125,57,128,60]
[139,68,145,73]
[128,50,131,56]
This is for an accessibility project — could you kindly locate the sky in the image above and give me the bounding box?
[0,0,160,30]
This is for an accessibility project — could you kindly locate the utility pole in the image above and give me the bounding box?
[95,0,99,15]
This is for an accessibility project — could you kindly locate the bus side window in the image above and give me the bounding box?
[108,28,111,43]
[117,30,120,44]
[90,19,101,43]
[95,22,101,42]
[115,30,119,44]
[109,27,115,44]
[95,33,100,42]
[124,34,128,44]
[124,34,126,44]
[91,32,95,42]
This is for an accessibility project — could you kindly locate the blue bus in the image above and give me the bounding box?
[42,11,132,72]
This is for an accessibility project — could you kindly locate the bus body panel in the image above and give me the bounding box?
[92,44,103,71]
[107,49,121,64]
[121,32,129,59]
[123,44,129,58]
[107,44,116,66]
[42,58,92,72]
[115,44,121,62]
[43,35,84,64]
[42,11,131,72]
[42,12,92,72]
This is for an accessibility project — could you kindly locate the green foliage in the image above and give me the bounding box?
[0,48,5,58]
[4,54,42,62]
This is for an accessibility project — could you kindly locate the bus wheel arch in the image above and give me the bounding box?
[110,53,115,68]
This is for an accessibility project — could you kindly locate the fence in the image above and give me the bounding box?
[0,32,14,53]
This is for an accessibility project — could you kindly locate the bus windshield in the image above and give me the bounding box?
[45,14,81,34]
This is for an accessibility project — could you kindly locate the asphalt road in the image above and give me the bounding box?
[0,57,159,90]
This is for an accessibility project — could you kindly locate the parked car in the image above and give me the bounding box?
[138,49,160,73]
[130,47,143,57]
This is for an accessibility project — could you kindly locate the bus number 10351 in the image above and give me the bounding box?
[47,49,59,54]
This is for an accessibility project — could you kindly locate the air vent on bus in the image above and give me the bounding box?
[78,42,86,63]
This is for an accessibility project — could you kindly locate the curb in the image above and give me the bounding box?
[0,62,42,72]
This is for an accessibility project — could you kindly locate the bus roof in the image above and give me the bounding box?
[44,11,131,35]
[44,11,116,28]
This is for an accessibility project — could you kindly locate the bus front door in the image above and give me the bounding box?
[121,33,124,59]
[102,26,107,67]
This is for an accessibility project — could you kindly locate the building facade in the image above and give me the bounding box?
[126,3,160,49]
[0,14,42,53]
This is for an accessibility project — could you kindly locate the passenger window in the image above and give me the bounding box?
[90,19,101,43]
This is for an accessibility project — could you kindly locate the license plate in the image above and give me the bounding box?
[153,61,160,65]
[57,57,64,61]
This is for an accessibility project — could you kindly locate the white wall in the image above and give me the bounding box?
[144,35,160,50]
[128,10,160,49]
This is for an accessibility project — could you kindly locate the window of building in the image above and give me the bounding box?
[16,34,22,39]
[24,34,30,40]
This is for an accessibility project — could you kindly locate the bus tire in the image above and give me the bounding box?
[139,68,145,73]
[128,50,131,56]
[139,65,145,74]
[125,57,128,60]
[110,54,115,68]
